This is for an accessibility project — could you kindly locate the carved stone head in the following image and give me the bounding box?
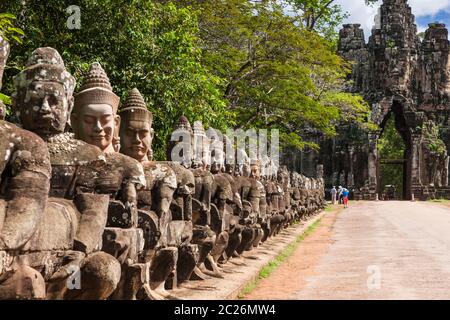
[209,129,224,174]
[168,115,194,167]
[12,47,75,136]
[72,62,120,153]
[250,158,261,179]
[119,88,153,162]
[192,121,210,170]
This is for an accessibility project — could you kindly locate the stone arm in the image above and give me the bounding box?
[73,192,110,253]
[0,132,51,250]
[152,164,177,218]
[118,157,146,228]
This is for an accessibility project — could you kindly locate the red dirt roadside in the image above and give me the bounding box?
[244,204,343,300]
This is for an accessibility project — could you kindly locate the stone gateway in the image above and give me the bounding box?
[322,0,450,200]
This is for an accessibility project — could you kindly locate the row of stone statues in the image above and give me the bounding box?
[0,42,326,299]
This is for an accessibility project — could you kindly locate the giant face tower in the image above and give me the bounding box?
[325,0,450,200]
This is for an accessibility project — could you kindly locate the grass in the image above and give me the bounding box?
[428,199,450,205]
[325,203,340,212]
[237,217,323,299]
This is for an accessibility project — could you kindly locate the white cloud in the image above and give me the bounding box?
[337,0,450,40]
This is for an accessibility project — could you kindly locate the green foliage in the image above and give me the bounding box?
[0,13,24,43]
[0,1,231,160]
[0,13,23,110]
[286,0,378,41]
[0,92,11,105]
[167,0,373,151]
[378,115,405,198]
[423,122,447,156]
[2,0,374,156]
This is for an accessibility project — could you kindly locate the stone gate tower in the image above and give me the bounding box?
[333,0,450,200]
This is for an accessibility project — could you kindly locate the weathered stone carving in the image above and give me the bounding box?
[71,63,149,300]
[0,120,51,299]
[119,88,196,298]
[322,0,450,200]
[0,41,326,299]
[11,47,121,300]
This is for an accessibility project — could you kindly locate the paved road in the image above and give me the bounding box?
[294,201,450,299]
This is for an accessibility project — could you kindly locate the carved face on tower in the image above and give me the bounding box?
[72,63,120,153]
[12,47,75,136]
[119,88,154,162]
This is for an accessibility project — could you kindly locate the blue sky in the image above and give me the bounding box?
[336,0,450,40]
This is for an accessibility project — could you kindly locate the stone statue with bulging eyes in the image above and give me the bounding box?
[188,121,229,279]
[11,47,122,300]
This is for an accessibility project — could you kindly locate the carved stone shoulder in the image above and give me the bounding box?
[0,121,51,180]
[46,132,105,166]
[160,162,195,189]
[142,161,177,190]
[104,152,146,189]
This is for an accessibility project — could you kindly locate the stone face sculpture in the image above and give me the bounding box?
[168,118,217,280]
[164,116,200,284]
[0,120,51,299]
[72,63,148,299]
[0,43,327,299]
[120,88,194,298]
[72,63,120,154]
[206,133,236,272]
[326,2,450,200]
[12,47,121,300]
[277,165,293,227]
[72,62,145,218]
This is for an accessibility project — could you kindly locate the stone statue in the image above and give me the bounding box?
[206,131,236,274]
[120,88,197,299]
[0,120,51,299]
[72,62,146,224]
[72,63,148,299]
[165,116,201,283]
[189,121,224,279]
[12,47,121,300]
[0,40,330,300]
[231,153,258,256]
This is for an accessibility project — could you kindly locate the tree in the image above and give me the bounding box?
[0,13,23,43]
[159,0,373,150]
[286,0,378,40]
[0,13,23,107]
[0,1,232,159]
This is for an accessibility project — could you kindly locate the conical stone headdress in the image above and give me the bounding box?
[177,115,192,133]
[120,88,152,124]
[74,62,120,114]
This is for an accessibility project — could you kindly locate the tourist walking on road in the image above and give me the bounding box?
[330,186,337,204]
[342,188,350,208]
[338,186,343,204]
